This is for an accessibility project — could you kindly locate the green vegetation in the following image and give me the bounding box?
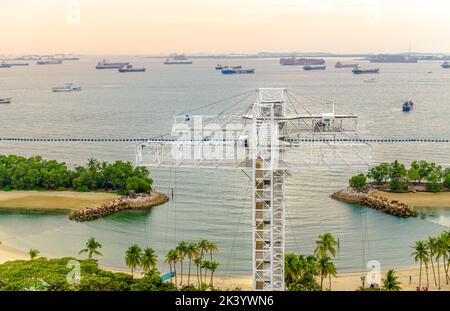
[125,244,142,278]
[0,257,174,291]
[411,231,449,290]
[79,237,103,259]
[29,249,40,260]
[0,155,152,194]
[286,233,338,291]
[382,269,401,291]
[349,174,367,191]
[351,160,450,192]
[166,239,220,288]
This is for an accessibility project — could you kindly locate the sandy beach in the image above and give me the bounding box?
[1,243,448,291]
[375,190,450,209]
[0,190,118,212]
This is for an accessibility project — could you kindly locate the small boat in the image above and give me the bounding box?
[52,83,82,92]
[96,59,130,69]
[441,61,450,69]
[303,65,326,71]
[352,66,380,74]
[221,68,255,75]
[0,97,11,104]
[36,58,63,65]
[215,64,224,70]
[118,65,146,72]
[402,100,414,112]
[335,62,359,68]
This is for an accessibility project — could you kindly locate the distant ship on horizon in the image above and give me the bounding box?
[335,61,359,68]
[164,54,193,65]
[441,61,450,69]
[96,59,130,69]
[36,58,63,65]
[280,57,325,66]
[352,66,380,74]
[369,54,418,63]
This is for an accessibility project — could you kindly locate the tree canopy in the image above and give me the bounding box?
[0,155,152,194]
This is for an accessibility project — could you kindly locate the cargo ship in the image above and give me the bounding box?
[369,54,418,63]
[118,65,146,72]
[221,68,255,74]
[164,54,193,65]
[9,63,29,66]
[352,66,380,74]
[36,58,63,65]
[441,61,450,69]
[96,59,130,69]
[280,57,325,66]
[0,62,12,68]
[303,65,326,71]
[335,62,358,68]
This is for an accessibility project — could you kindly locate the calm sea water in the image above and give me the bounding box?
[0,56,449,275]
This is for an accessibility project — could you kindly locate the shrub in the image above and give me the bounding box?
[389,179,409,192]
[349,174,367,191]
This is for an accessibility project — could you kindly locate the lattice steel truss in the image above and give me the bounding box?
[136,88,372,291]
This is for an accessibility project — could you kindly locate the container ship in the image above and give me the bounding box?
[303,65,326,71]
[335,62,359,68]
[369,54,418,63]
[164,54,193,65]
[96,59,130,69]
[280,57,325,66]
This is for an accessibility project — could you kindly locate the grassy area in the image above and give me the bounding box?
[0,190,118,212]
[375,190,450,209]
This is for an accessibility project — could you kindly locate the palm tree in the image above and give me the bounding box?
[141,247,158,274]
[165,249,179,286]
[285,253,300,285]
[412,240,429,289]
[437,232,449,287]
[193,257,202,286]
[317,256,336,290]
[201,260,211,286]
[382,269,401,291]
[125,244,142,278]
[185,242,199,285]
[426,236,438,286]
[176,241,188,286]
[29,249,39,260]
[209,261,219,287]
[207,241,218,262]
[79,237,103,259]
[197,239,209,282]
[314,233,337,258]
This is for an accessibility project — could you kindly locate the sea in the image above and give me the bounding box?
[0,56,449,275]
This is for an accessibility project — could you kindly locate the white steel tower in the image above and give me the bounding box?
[136,88,371,291]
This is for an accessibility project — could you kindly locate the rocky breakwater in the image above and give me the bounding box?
[69,192,169,221]
[332,187,416,217]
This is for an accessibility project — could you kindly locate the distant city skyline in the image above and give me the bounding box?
[1,0,450,55]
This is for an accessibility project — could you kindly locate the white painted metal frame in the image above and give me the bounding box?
[135,88,371,291]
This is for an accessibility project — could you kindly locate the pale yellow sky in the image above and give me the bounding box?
[1,0,449,55]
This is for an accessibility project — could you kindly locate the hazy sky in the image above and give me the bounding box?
[1,0,450,55]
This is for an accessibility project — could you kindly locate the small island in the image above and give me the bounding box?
[0,155,168,220]
[333,160,450,217]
